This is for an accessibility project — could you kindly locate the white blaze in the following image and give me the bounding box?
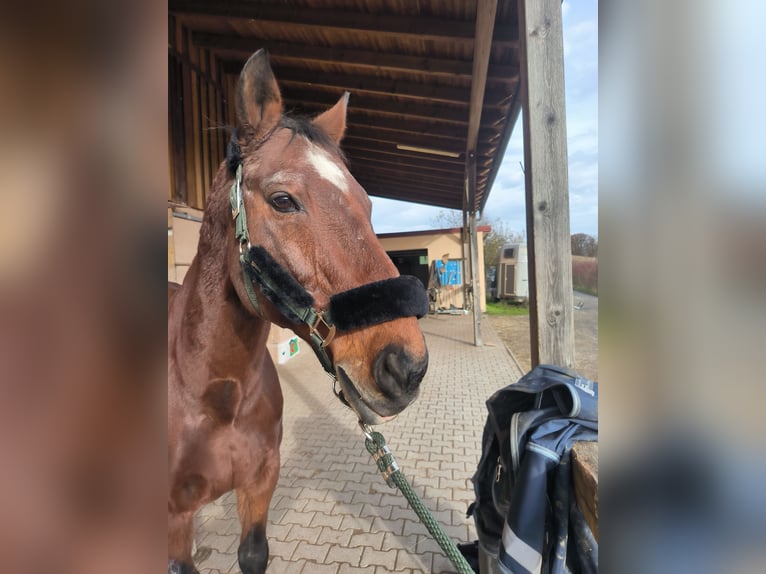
[305,144,349,194]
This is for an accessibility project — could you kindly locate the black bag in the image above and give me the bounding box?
[467,365,598,574]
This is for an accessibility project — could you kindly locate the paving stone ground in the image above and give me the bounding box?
[193,314,522,573]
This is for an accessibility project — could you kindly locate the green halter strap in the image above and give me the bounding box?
[228,163,429,378]
[229,164,337,375]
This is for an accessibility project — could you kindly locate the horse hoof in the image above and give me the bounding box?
[168,559,199,574]
[238,524,269,574]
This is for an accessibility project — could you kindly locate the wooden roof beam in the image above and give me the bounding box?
[363,185,463,210]
[356,173,461,191]
[283,98,475,128]
[344,144,465,168]
[348,154,464,176]
[280,89,475,123]
[465,0,499,213]
[237,68,509,106]
[170,0,517,45]
[346,117,467,140]
[352,165,462,188]
[347,122,465,143]
[344,131,464,156]
[192,34,519,82]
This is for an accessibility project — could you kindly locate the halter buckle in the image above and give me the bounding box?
[309,311,336,348]
[231,164,243,220]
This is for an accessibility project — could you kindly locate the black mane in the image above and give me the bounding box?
[226,113,345,176]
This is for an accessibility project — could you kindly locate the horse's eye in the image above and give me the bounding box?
[270,193,299,213]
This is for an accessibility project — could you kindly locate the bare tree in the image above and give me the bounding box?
[431,210,524,269]
[570,233,598,257]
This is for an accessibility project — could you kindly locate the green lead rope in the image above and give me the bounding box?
[363,429,476,574]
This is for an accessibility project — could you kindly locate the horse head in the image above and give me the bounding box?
[220,50,428,425]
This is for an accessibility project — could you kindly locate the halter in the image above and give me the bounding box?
[229,163,429,377]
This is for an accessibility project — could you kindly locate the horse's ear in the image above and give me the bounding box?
[236,49,283,136]
[313,92,350,144]
[201,379,242,425]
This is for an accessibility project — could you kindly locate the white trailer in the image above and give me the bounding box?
[497,243,529,302]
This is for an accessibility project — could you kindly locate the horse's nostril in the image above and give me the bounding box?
[373,345,428,398]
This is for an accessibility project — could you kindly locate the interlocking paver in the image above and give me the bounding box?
[281,509,315,527]
[265,522,292,542]
[397,547,432,572]
[310,512,344,529]
[199,533,238,554]
[348,531,385,550]
[360,546,397,569]
[284,525,322,544]
[316,527,354,546]
[301,562,340,574]
[263,556,305,573]
[325,544,364,566]
[291,542,331,562]
[369,516,404,535]
[196,549,237,573]
[192,314,522,572]
[266,539,298,560]
[338,514,368,532]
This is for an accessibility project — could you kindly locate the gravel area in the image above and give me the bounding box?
[486,291,599,382]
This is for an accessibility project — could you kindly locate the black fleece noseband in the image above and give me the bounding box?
[230,163,428,376]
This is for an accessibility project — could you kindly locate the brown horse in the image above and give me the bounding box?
[167,50,429,574]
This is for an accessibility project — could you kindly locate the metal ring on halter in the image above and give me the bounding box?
[359,421,374,442]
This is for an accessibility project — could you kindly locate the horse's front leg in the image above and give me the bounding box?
[235,449,281,574]
[168,510,199,574]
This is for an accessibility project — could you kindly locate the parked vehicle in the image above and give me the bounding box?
[496,243,529,302]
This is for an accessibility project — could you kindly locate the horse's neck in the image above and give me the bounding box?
[172,241,271,384]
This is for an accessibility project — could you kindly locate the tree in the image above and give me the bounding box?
[483,219,525,270]
[431,211,524,270]
[571,233,598,257]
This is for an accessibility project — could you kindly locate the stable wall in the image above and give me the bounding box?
[378,227,488,312]
[168,206,203,284]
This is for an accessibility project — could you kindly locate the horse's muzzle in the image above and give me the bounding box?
[373,344,428,411]
[336,344,427,425]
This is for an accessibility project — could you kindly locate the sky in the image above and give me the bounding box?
[369,0,598,238]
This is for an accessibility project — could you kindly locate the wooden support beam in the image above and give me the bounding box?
[346,121,502,147]
[357,177,461,195]
[348,154,464,176]
[355,175,462,196]
[352,164,462,188]
[458,0,498,347]
[288,98,474,128]
[362,179,461,198]
[263,69,488,106]
[170,0,517,45]
[344,130,465,156]
[461,209,468,307]
[519,0,575,367]
[192,34,519,83]
[281,88,511,125]
[282,90,474,123]
[365,186,463,210]
[572,442,599,542]
[467,155,483,347]
[466,0,499,154]
[168,207,176,281]
[345,143,465,168]
[347,117,467,141]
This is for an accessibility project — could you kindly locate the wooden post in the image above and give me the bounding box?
[465,152,483,346]
[461,207,468,297]
[168,208,176,282]
[518,0,575,367]
[469,209,483,347]
[462,0,496,347]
